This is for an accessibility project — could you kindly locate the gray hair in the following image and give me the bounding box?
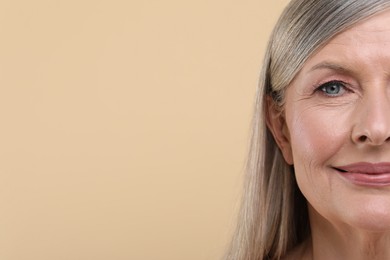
[225,1,390,259]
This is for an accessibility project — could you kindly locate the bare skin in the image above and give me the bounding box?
[268,9,390,260]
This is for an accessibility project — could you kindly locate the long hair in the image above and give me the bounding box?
[225,1,390,259]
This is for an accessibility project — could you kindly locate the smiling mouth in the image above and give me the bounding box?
[334,167,347,173]
[334,162,390,174]
[333,162,390,186]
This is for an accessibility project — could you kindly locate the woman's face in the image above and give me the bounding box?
[272,10,390,231]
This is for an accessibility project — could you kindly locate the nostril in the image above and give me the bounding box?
[359,136,367,142]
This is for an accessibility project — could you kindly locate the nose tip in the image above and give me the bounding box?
[352,97,390,146]
[353,130,390,146]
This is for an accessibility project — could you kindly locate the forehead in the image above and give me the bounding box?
[332,9,390,45]
[297,9,390,76]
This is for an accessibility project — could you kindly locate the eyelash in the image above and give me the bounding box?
[314,80,349,97]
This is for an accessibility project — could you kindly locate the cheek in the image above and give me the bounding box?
[286,105,352,196]
[287,105,351,166]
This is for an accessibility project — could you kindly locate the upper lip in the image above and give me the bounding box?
[334,162,390,174]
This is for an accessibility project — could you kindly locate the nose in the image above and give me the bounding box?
[352,92,390,146]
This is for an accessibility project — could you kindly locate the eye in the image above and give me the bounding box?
[317,80,347,96]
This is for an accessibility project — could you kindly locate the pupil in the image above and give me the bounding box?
[327,84,339,94]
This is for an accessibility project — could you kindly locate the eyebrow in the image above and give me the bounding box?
[309,61,354,74]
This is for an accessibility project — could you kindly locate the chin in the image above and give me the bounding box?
[345,200,390,232]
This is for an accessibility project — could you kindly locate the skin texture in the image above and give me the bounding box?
[268,10,390,260]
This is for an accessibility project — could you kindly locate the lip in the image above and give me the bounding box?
[333,162,390,187]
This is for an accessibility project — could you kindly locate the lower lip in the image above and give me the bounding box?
[337,171,390,187]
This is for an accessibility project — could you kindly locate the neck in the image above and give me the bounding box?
[304,205,390,260]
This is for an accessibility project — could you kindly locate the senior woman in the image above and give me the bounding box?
[225,0,390,259]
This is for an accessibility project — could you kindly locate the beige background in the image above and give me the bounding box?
[0,1,288,259]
